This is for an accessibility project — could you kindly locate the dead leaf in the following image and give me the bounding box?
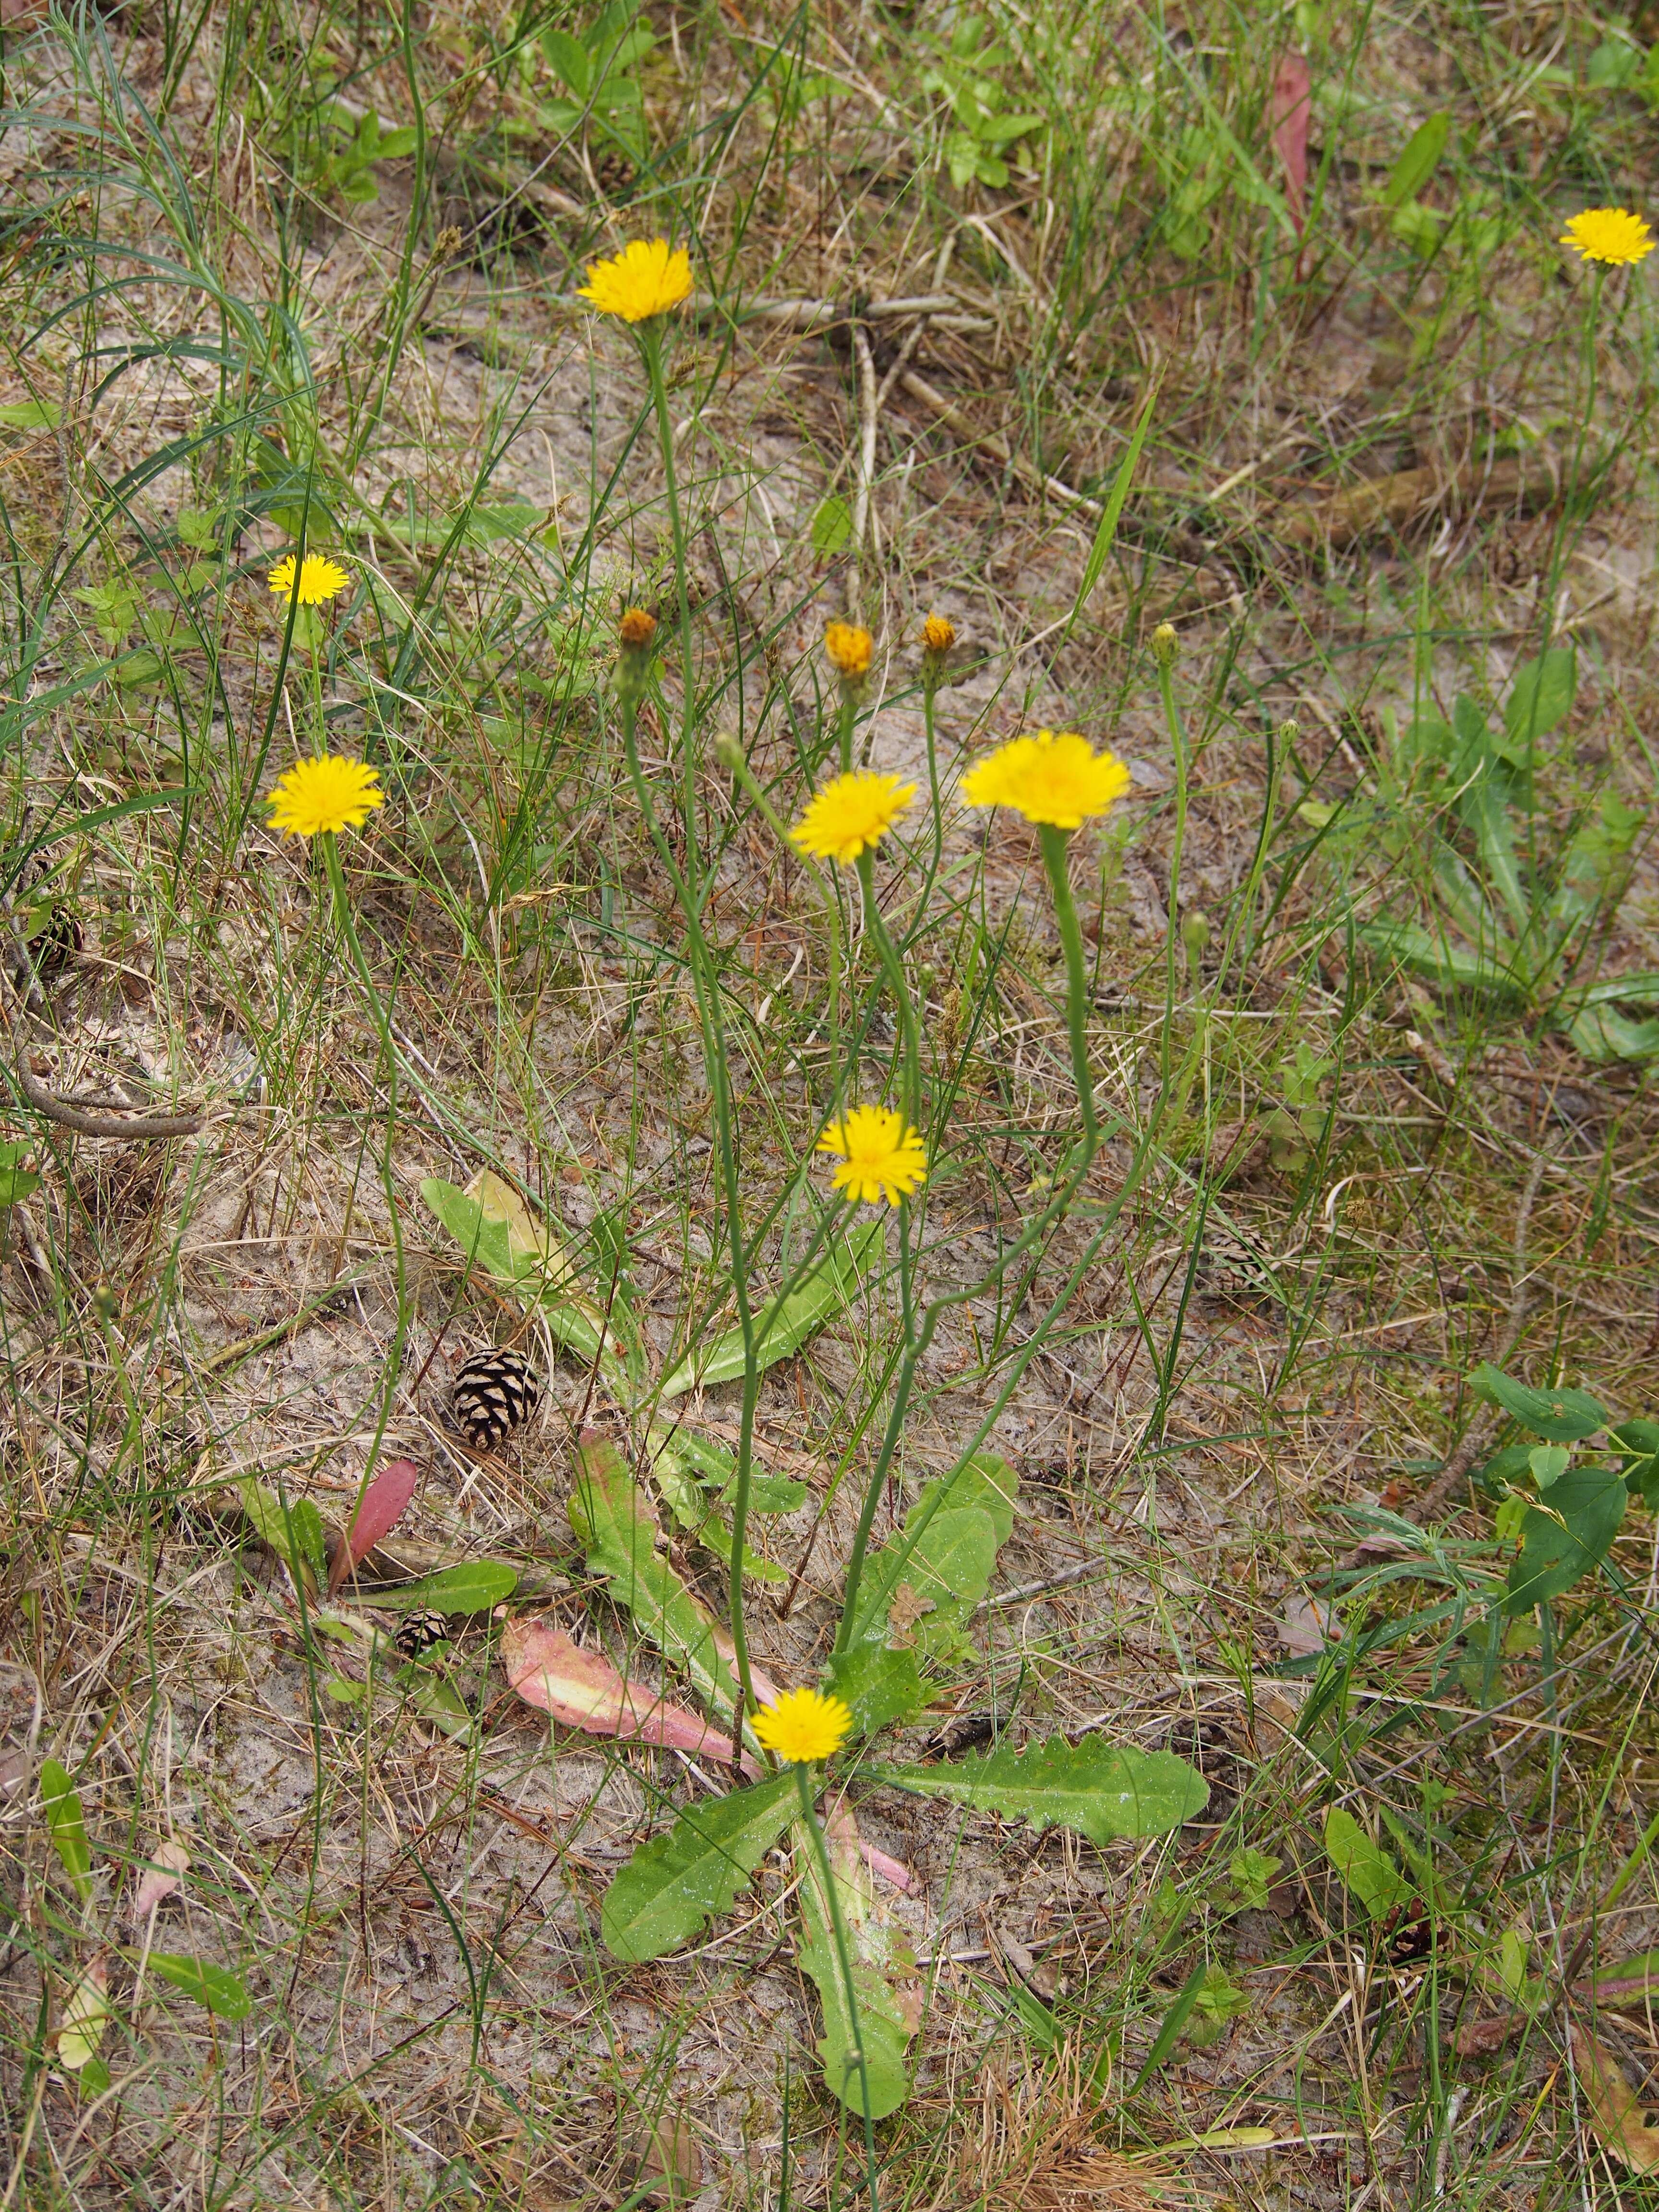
[886,1581,935,1650]
[328,1457,419,1594]
[1454,2013,1519,2057]
[859,1837,912,1893]
[465,1167,579,1297]
[1270,450,1556,552]
[57,1958,109,2072]
[1280,1595,1338,1656]
[1571,2023,1659,2171]
[131,1836,189,1921]
[622,2114,702,2203]
[1271,54,1311,233]
[501,1619,759,1778]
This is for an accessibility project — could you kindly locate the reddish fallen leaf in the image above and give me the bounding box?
[1454,2013,1519,2056]
[859,1838,912,1893]
[502,1620,759,1778]
[131,1837,190,1922]
[710,1622,783,1711]
[328,1458,419,1594]
[1571,2022,1659,2171]
[1271,53,1311,234]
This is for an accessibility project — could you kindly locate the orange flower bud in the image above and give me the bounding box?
[824,620,873,680]
[619,606,657,650]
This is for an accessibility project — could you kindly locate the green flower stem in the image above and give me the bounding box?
[836,685,857,775]
[1155,652,1191,1092]
[320,830,411,1588]
[834,792,1207,1652]
[856,850,919,1127]
[902,680,948,950]
[635,314,765,1720]
[718,742,844,1115]
[638,320,699,838]
[1037,824,1096,1154]
[619,697,760,1719]
[794,1764,879,2194]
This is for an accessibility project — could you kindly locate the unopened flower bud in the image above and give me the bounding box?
[1150,621,1179,668]
[714,733,746,776]
[825,620,873,681]
[614,606,657,703]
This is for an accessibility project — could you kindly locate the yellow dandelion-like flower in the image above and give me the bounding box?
[750,1686,853,1764]
[266,754,385,841]
[268,553,351,607]
[816,1104,927,1207]
[1559,207,1655,267]
[788,769,917,868]
[824,621,873,679]
[922,613,955,654]
[577,238,694,322]
[961,729,1132,831]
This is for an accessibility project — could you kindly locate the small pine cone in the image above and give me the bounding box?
[395,1606,450,1661]
[594,146,636,197]
[450,1347,541,1449]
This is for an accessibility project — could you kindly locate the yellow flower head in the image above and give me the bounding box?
[619,605,657,650]
[922,613,956,655]
[751,1686,853,1764]
[816,1104,927,1207]
[577,238,694,322]
[266,754,385,841]
[825,621,873,680]
[1560,207,1655,267]
[268,553,350,607]
[789,770,917,868]
[961,729,1132,831]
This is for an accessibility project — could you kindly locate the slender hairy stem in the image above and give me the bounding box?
[1155,651,1191,1091]
[1038,825,1095,1152]
[640,322,700,838]
[856,849,918,1125]
[619,696,759,1715]
[321,832,410,1586]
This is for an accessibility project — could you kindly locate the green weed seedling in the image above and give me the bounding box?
[33,1758,250,2097]
[1312,645,1659,1059]
[921,14,1046,192]
[1467,1361,1659,1613]
[533,3,657,172]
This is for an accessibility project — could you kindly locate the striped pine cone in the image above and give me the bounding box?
[449,1346,541,1448]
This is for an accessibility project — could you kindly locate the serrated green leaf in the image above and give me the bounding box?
[1469,1363,1606,1441]
[374,1561,517,1614]
[420,1171,623,1377]
[821,1645,926,1734]
[40,1757,93,1900]
[1504,647,1576,748]
[1381,112,1450,207]
[570,1433,745,1721]
[1357,920,1521,998]
[0,1141,40,1207]
[659,1222,884,1400]
[146,1953,252,2019]
[1504,1462,1626,1613]
[602,1774,795,1961]
[794,1810,916,2120]
[1323,1807,1410,1918]
[236,1479,324,1594]
[810,497,853,556]
[870,1735,1207,1844]
[849,1452,1019,1648]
